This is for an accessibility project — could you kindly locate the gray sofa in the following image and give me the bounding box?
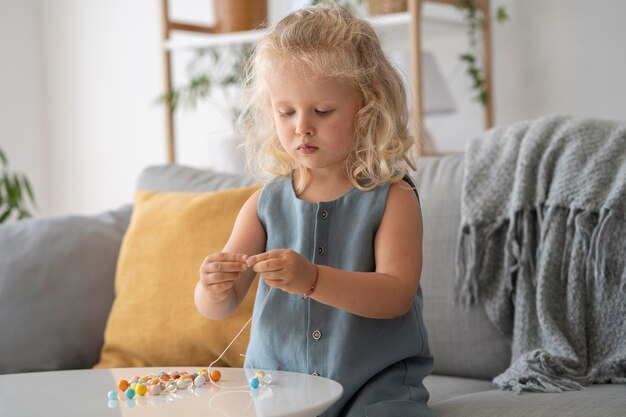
[1,155,624,416]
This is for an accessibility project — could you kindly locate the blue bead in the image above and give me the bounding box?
[125,388,135,399]
[249,377,260,389]
[107,390,118,400]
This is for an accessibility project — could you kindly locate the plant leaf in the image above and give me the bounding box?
[0,207,12,223]
[2,173,15,205]
[496,6,509,23]
[21,175,37,208]
[18,208,32,220]
[478,90,488,105]
[460,54,475,63]
[12,174,22,202]
[0,148,7,167]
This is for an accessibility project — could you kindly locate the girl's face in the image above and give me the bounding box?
[268,67,361,175]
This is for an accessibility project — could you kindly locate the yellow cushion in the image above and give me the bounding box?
[96,185,261,369]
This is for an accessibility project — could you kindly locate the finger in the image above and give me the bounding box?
[200,272,240,286]
[250,258,284,274]
[263,276,283,288]
[206,252,247,263]
[246,249,282,266]
[208,281,235,293]
[204,261,248,274]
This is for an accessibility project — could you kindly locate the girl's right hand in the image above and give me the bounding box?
[199,252,249,303]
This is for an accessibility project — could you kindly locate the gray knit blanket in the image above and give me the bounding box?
[455,114,626,393]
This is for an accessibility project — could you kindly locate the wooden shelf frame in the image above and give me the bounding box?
[409,0,493,154]
[160,0,494,162]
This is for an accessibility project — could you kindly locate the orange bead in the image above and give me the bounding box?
[117,379,129,391]
[210,370,221,382]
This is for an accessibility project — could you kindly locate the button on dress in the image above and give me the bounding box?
[246,176,434,417]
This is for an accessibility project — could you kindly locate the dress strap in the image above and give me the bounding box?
[402,175,420,203]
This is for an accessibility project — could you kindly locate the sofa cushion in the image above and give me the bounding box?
[423,375,495,404]
[137,164,258,192]
[96,185,261,368]
[430,384,626,417]
[0,206,131,374]
[412,155,511,380]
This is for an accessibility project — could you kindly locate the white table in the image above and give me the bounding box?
[0,367,343,417]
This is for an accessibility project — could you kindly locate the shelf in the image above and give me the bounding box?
[164,8,462,51]
[160,0,491,162]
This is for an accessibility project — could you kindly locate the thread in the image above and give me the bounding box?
[207,287,274,389]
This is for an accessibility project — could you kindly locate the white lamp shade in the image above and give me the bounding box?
[390,50,457,115]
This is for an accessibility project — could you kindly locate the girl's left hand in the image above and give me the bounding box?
[246,249,317,295]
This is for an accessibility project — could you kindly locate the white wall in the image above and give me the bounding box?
[493,0,626,125]
[0,0,46,213]
[38,0,166,216]
[2,0,626,217]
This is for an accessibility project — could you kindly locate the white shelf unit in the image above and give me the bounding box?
[160,0,492,161]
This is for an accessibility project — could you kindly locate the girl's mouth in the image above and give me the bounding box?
[297,144,318,154]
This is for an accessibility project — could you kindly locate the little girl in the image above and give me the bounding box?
[195,3,433,416]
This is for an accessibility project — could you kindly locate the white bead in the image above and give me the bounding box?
[194,374,207,387]
[149,384,162,395]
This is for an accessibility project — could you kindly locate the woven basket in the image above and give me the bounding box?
[214,0,268,33]
[367,0,407,15]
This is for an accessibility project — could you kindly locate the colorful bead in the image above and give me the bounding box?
[135,384,147,397]
[125,388,135,399]
[109,368,272,405]
[210,370,221,382]
[117,379,129,391]
[149,384,162,396]
[194,374,207,387]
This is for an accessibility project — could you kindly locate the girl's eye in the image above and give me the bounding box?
[279,110,295,117]
[316,109,333,116]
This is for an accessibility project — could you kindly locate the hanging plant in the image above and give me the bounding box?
[456,0,509,105]
[157,43,254,127]
[0,147,37,223]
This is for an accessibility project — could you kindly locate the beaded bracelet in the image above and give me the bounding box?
[303,264,319,299]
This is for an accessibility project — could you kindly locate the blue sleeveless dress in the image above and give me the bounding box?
[246,176,434,417]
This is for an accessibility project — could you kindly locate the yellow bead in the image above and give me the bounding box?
[136,384,148,396]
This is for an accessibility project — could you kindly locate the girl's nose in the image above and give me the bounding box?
[295,115,315,137]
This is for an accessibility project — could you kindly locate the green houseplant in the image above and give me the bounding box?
[456,0,509,104]
[0,147,37,223]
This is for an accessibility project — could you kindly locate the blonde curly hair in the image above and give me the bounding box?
[238,2,417,192]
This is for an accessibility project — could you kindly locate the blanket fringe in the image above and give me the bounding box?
[494,350,585,394]
[457,204,626,392]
